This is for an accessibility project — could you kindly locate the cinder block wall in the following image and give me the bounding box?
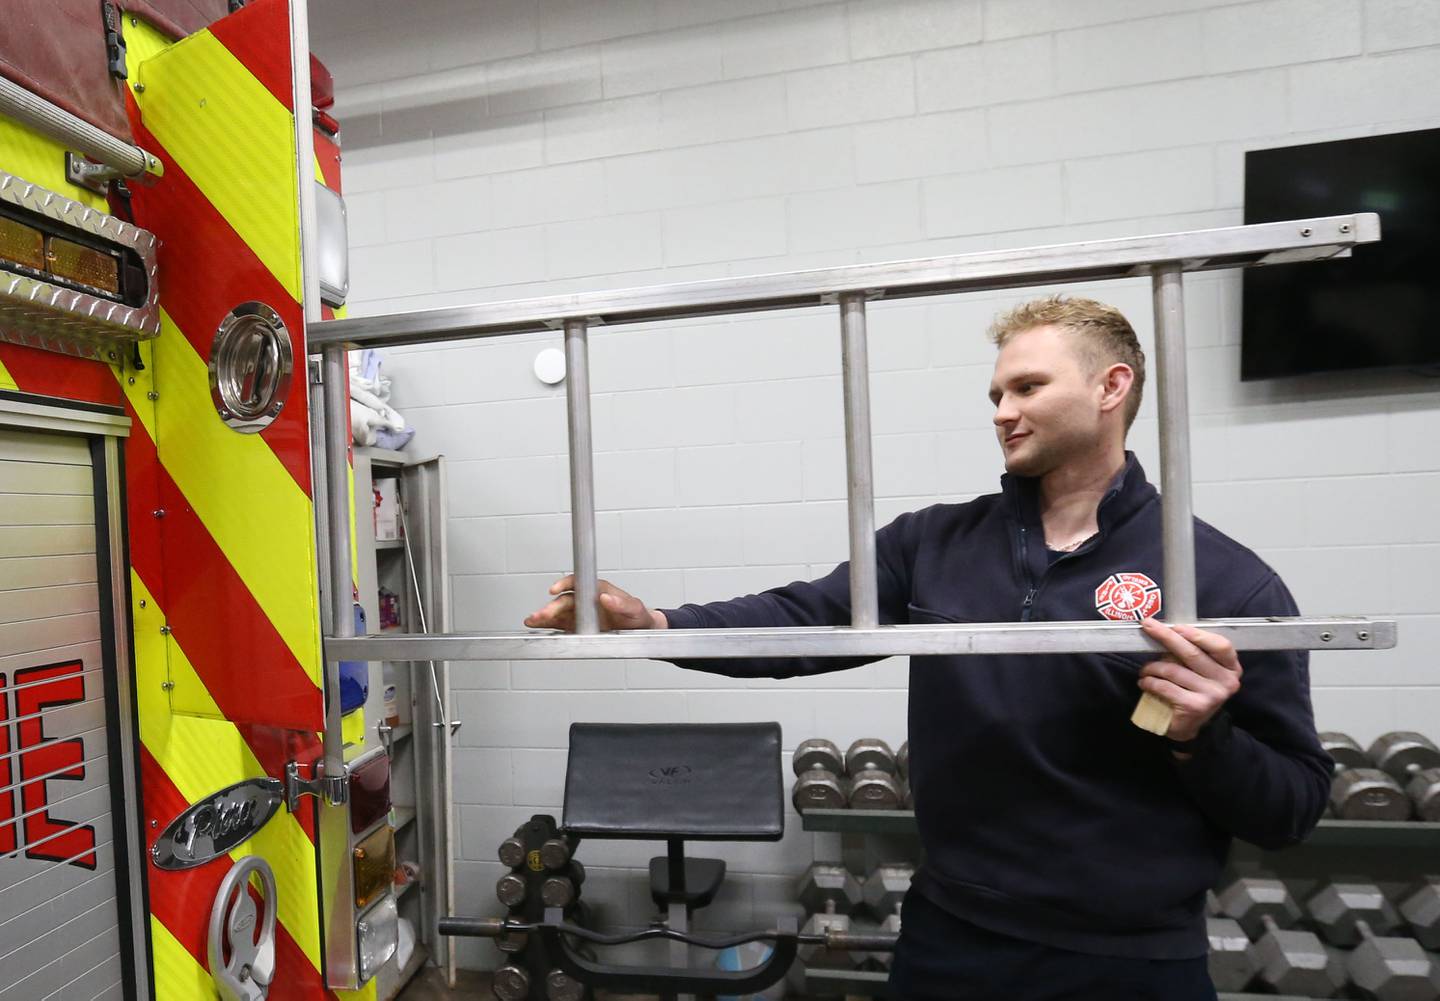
[311,0,1440,967]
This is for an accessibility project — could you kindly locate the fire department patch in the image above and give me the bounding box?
[1094,572,1162,622]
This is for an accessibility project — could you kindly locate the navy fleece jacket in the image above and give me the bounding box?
[658,454,1331,959]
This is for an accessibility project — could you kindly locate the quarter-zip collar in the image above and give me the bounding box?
[1002,451,1158,591]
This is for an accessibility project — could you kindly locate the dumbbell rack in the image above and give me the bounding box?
[799,809,1440,999]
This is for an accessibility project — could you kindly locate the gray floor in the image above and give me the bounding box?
[396,966,658,1001]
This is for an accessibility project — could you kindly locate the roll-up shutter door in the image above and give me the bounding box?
[0,427,126,1001]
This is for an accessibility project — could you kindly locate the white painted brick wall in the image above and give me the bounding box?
[312,0,1440,961]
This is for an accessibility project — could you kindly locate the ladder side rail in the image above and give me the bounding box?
[307,216,1377,352]
[325,617,1395,663]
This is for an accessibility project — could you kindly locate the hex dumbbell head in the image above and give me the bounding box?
[1206,917,1259,993]
[792,768,848,812]
[1409,767,1440,822]
[1346,920,1440,1001]
[1319,732,1371,774]
[1368,731,1440,783]
[795,738,845,777]
[498,836,526,869]
[797,862,863,914]
[1218,877,1304,940]
[1331,768,1412,821]
[1307,882,1402,946]
[846,738,896,776]
[896,741,910,781]
[1252,918,1347,998]
[799,910,856,967]
[1399,879,1440,951]
[862,863,914,917]
[848,768,902,810]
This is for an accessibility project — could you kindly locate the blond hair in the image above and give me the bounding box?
[988,295,1146,430]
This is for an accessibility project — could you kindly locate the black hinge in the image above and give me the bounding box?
[100,1,127,78]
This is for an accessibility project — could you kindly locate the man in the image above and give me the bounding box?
[524,295,1331,1000]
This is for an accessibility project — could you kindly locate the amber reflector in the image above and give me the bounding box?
[0,216,45,271]
[47,237,120,295]
[353,824,396,909]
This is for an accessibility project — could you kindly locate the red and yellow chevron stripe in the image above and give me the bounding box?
[0,2,372,997]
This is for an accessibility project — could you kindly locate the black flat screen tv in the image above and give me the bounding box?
[1241,128,1440,381]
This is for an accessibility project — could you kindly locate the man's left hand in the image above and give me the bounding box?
[1137,618,1244,744]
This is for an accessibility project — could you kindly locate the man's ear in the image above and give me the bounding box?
[1098,363,1134,416]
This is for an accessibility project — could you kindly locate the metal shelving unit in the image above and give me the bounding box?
[799,810,1440,847]
[799,809,1440,999]
[355,445,454,998]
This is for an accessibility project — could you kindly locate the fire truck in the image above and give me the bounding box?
[0,2,439,998]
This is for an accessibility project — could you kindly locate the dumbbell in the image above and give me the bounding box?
[849,767,903,810]
[1206,917,1259,993]
[793,739,849,812]
[1370,732,1440,785]
[796,738,845,776]
[1409,768,1440,822]
[797,863,863,968]
[1217,876,1345,997]
[861,863,913,919]
[1400,879,1440,951]
[1332,768,1413,821]
[847,738,901,808]
[1322,732,1414,820]
[1307,881,1440,1001]
[1321,732,1372,774]
[793,768,849,811]
[846,738,896,776]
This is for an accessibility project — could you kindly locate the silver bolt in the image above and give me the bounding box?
[1340,223,1351,234]
[270,403,282,416]
[107,351,117,360]
[138,599,147,608]
[134,83,145,93]
[152,508,166,518]
[1357,629,1370,641]
[128,376,135,385]
[147,390,159,400]
[1300,227,1313,237]
[1320,631,1333,642]
[161,681,175,691]
[159,625,172,635]
[130,16,137,25]
[150,819,158,828]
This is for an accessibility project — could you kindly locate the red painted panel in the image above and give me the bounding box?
[0,343,125,408]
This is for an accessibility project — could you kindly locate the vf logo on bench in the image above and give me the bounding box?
[648,764,694,785]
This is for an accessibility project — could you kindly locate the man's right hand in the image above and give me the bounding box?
[522,574,668,633]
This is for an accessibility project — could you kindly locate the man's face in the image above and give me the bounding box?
[988,324,1107,477]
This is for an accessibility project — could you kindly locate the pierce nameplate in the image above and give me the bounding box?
[152,778,284,870]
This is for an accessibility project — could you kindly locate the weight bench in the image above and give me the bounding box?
[438,721,895,997]
[562,721,784,999]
